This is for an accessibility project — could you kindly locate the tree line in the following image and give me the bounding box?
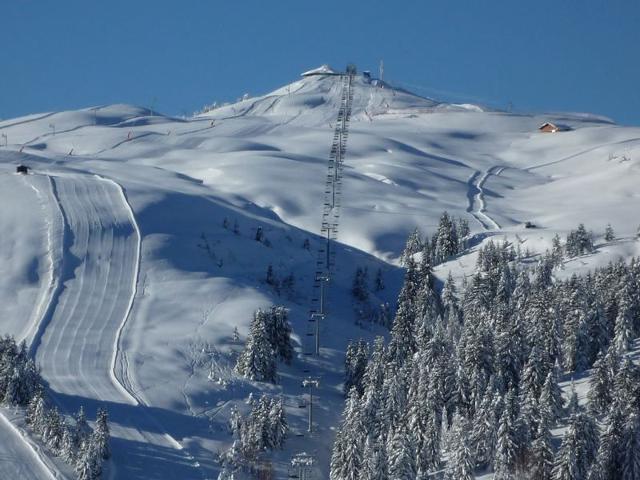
[331,233,640,479]
[0,335,110,480]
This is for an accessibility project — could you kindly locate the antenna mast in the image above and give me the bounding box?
[379,60,384,81]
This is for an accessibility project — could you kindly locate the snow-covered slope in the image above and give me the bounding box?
[0,69,639,478]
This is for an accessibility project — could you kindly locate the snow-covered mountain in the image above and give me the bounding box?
[0,66,639,479]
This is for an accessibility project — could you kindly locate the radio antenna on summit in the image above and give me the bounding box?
[379,60,384,81]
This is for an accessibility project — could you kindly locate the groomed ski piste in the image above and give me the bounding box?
[1,67,639,478]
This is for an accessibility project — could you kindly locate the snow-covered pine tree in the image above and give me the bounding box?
[604,224,615,242]
[360,435,386,480]
[265,306,293,364]
[400,227,422,266]
[43,407,64,453]
[566,224,594,257]
[434,211,458,264]
[614,279,635,352]
[388,257,420,364]
[444,414,474,480]
[590,407,624,480]
[588,348,615,415]
[471,384,498,470]
[94,408,111,460]
[75,439,102,480]
[263,397,287,450]
[530,409,555,480]
[26,390,47,434]
[457,217,470,251]
[613,357,640,415]
[494,400,518,480]
[387,423,417,480]
[552,410,599,480]
[351,267,369,302]
[60,421,78,464]
[560,277,590,372]
[620,412,640,480]
[74,406,92,451]
[382,359,411,432]
[344,339,368,396]
[2,368,21,405]
[235,312,276,382]
[442,271,461,326]
[329,388,365,480]
[551,234,564,265]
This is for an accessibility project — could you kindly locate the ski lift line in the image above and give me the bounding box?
[289,74,354,470]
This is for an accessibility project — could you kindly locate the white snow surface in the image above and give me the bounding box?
[0,72,639,479]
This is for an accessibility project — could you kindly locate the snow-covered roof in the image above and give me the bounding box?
[300,64,341,77]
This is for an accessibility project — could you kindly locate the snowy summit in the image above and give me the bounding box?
[301,64,341,76]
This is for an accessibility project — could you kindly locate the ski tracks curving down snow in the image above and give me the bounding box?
[33,173,202,479]
[0,412,64,480]
[466,167,503,231]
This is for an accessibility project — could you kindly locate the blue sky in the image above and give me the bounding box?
[1,1,639,124]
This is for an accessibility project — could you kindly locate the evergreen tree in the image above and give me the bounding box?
[551,234,564,265]
[75,440,102,480]
[264,306,293,364]
[434,212,458,264]
[442,272,461,326]
[344,339,368,396]
[43,407,64,452]
[471,386,498,469]
[268,397,287,449]
[60,423,78,464]
[329,389,364,480]
[621,413,640,480]
[94,408,110,460]
[387,424,416,480]
[235,312,276,382]
[400,228,422,266]
[444,414,474,480]
[591,408,624,480]
[388,258,420,364]
[552,410,599,480]
[74,407,92,449]
[539,364,565,425]
[494,407,518,479]
[614,357,640,413]
[351,267,369,302]
[26,390,47,434]
[604,224,615,242]
[360,436,386,480]
[588,348,615,415]
[566,224,594,257]
[530,411,555,480]
[457,217,470,251]
[614,280,635,352]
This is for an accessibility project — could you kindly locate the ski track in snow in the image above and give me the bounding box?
[0,112,57,130]
[525,137,640,170]
[466,166,503,231]
[21,175,65,347]
[0,411,65,480]
[0,174,67,480]
[32,173,203,479]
